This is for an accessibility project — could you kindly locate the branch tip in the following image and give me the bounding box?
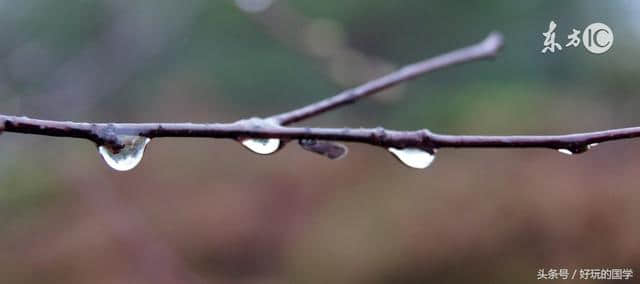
[269,30,506,125]
[482,32,504,57]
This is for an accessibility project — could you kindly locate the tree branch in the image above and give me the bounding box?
[2,114,640,152]
[1,31,635,162]
[268,32,504,125]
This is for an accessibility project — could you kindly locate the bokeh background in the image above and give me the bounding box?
[1,1,639,283]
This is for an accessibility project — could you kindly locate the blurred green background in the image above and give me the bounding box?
[1,1,639,283]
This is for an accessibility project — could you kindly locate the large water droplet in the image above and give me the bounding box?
[298,139,348,160]
[98,135,150,171]
[241,138,281,155]
[388,147,435,169]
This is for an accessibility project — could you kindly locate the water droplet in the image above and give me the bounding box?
[241,138,281,155]
[557,144,590,155]
[298,139,348,160]
[98,135,150,171]
[388,147,435,169]
[557,149,574,155]
[236,117,283,155]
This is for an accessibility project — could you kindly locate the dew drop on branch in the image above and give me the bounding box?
[557,144,595,156]
[388,147,435,169]
[241,138,281,155]
[98,135,150,171]
[557,149,574,155]
[298,139,348,160]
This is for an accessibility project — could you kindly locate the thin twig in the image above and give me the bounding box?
[268,32,504,125]
[2,114,639,151]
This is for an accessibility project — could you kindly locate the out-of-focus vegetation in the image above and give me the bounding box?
[1,1,639,283]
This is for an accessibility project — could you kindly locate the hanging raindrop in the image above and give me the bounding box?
[557,144,590,156]
[298,139,348,160]
[237,117,283,155]
[98,135,150,171]
[388,147,435,169]
[557,148,574,155]
[241,138,281,155]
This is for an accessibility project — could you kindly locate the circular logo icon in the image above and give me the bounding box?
[582,23,613,54]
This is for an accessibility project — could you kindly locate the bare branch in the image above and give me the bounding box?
[2,31,635,161]
[268,32,504,125]
[2,114,640,152]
